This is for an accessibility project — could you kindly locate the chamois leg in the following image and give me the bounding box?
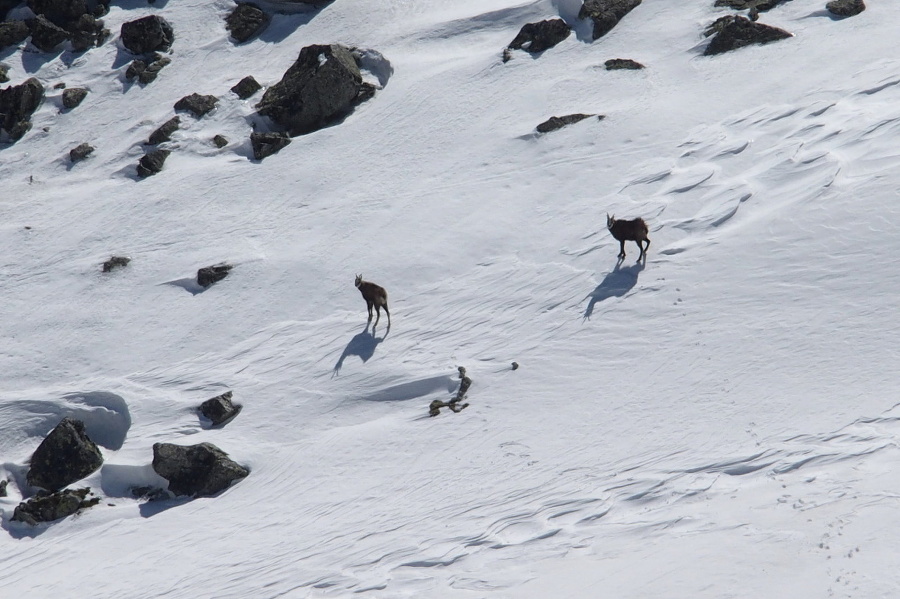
[366,301,374,323]
[618,239,626,259]
[635,239,645,259]
[373,305,381,328]
[384,304,391,328]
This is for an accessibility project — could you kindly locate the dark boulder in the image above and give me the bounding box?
[226,2,270,43]
[27,0,87,27]
[69,142,94,162]
[136,149,170,178]
[125,53,171,84]
[12,488,100,525]
[0,77,44,142]
[579,0,642,41]
[120,15,173,55]
[152,442,249,497]
[231,75,261,99]
[250,131,291,160]
[147,115,179,145]
[28,14,70,52]
[826,0,865,17]
[256,43,375,136]
[174,93,218,118]
[506,19,571,57]
[537,113,603,133]
[703,15,792,55]
[197,263,232,287]
[69,13,109,52]
[198,391,242,426]
[101,255,130,272]
[605,58,644,70]
[0,63,8,84]
[0,20,30,50]
[26,417,104,492]
[714,0,783,10]
[62,87,88,109]
[213,134,228,148]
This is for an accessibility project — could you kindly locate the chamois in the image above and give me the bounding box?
[355,274,391,328]
[607,214,650,259]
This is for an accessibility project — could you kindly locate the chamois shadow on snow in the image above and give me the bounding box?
[359,375,455,403]
[333,324,386,375]
[584,257,646,319]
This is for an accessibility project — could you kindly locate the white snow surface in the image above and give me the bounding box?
[2,0,900,597]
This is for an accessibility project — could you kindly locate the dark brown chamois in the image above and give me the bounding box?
[355,274,391,328]
[607,214,650,259]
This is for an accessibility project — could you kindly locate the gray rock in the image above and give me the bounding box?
[0,63,8,84]
[147,116,180,145]
[536,113,603,133]
[152,442,249,497]
[256,43,374,136]
[69,142,94,162]
[102,255,130,272]
[714,0,783,10]
[26,417,104,492]
[226,2,270,43]
[137,149,170,178]
[1,78,44,140]
[703,15,792,55]
[198,391,242,426]
[0,478,7,497]
[120,14,173,55]
[579,0,642,41]
[506,19,571,57]
[62,87,88,109]
[12,487,100,525]
[197,263,232,287]
[28,14,70,52]
[174,93,218,118]
[213,134,228,148]
[605,58,644,70]
[231,75,262,99]
[0,20,30,50]
[27,0,88,27]
[826,0,865,17]
[250,131,291,160]
[69,13,109,52]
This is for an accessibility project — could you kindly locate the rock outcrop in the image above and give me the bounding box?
[152,442,249,497]
[231,75,261,99]
[174,93,218,118]
[62,87,88,109]
[250,131,291,160]
[0,20,30,50]
[147,116,180,145]
[26,417,104,492]
[703,15,792,56]
[579,0,642,41]
[137,149,170,178]
[125,53,171,85]
[256,44,377,136]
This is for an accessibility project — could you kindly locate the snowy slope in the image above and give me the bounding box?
[2,0,900,597]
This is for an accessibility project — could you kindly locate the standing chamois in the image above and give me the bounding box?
[607,214,650,260]
[355,274,391,328]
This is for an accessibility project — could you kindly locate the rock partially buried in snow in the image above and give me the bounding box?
[174,93,218,119]
[226,2,270,43]
[26,417,104,492]
[137,148,170,178]
[605,58,644,70]
[256,43,378,136]
[102,255,130,272]
[12,487,100,525]
[579,0,642,41]
[231,75,261,99]
[62,87,88,109]
[536,113,604,134]
[198,391,242,426]
[197,263,233,287]
[506,19,571,59]
[826,0,865,17]
[703,15,792,56]
[251,131,291,160]
[147,116,180,145]
[69,142,95,162]
[152,442,249,497]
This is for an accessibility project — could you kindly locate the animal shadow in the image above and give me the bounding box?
[584,257,646,319]
[333,324,386,375]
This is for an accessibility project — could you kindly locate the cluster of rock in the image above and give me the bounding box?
[0,0,110,54]
[9,391,248,526]
[0,76,42,141]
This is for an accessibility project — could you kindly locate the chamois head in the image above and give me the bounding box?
[355,274,363,288]
[607,213,616,230]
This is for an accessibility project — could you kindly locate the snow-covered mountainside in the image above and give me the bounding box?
[2,0,899,596]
